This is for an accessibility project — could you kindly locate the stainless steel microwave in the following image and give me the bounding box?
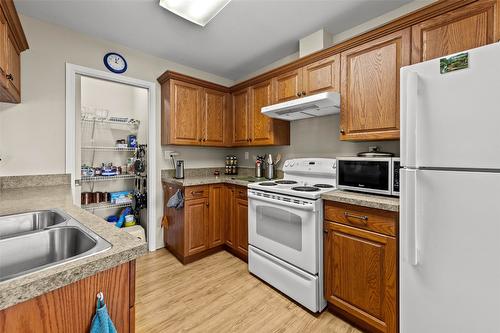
[337,157,400,197]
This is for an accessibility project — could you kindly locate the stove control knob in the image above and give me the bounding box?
[284,161,290,167]
[289,161,295,167]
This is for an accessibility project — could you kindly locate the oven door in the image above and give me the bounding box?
[248,190,320,275]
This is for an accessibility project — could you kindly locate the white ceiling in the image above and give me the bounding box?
[15,0,413,80]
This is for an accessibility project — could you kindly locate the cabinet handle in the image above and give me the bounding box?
[6,74,13,81]
[297,92,301,97]
[249,138,252,142]
[344,212,368,223]
[203,138,206,142]
[191,190,204,195]
[302,91,306,96]
[340,129,345,135]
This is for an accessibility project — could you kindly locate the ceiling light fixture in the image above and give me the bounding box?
[159,0,231,27]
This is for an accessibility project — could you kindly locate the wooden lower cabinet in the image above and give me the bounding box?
[208,184,225,248]
[0,261,136,333]
[185,197,209,256]
[324,202,397,333]
[163,183,249,263]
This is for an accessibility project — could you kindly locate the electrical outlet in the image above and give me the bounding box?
[244,152,249,160]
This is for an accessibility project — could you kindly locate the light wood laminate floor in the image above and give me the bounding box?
[135,249,362,333]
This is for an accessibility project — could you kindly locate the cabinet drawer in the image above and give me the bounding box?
[234,186,248,200]
[185,185,209,200]
[324,201,397,236]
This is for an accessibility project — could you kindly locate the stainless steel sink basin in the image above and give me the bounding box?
[0,210,111,282]
[0,209,69,239]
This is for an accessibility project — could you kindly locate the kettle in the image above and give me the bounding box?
[175,160,184,179]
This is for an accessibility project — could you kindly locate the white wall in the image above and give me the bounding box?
[235,116,400,169]
[238,0,436,82]
[0,14,234,178]
[0,15,235,248]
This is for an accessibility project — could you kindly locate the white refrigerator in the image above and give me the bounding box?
[400,42,500,332]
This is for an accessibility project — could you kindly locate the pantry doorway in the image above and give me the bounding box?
[65,63,157,251]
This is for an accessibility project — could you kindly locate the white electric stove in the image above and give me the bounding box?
[247,158,336,312]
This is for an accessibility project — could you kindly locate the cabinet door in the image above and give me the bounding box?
[184,198,209,256]
[234,197,248,257]
[324,222,396,333]
[340,28,410,141]
[5,32,20,102]
[232,88,250,145]
[0,9,7,89]
[170,80,202,145]
[224,185,235,248]
[249,80,273,145]
[273,68,302,103]
[202,88,226,146]
[412,0,499,64]
[303,54,340,96]
[208,184,225,248]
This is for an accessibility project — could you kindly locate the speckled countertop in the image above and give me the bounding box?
[321,190,400,212]
[162,175,268,187]
[0,185,147,310]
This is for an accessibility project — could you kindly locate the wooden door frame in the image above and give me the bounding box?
[65,63,157,252]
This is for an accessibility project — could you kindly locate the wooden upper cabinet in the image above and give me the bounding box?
[6,32,20,101]
[340,28,410,141]
[184,197,209,256]
[273,69,302,103]
[159,71,230,147]
[249,80,273,145]
[202,88,227,146]
[324,221,397,333]
[0,9,7,90]
[303,54,340,96]
[0,0,28,103]
[272,55,340,103]
[170,80,202,145]
[232,88,250,145]
[412,0,500,64]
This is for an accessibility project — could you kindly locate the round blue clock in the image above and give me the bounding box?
[104,52,127,74]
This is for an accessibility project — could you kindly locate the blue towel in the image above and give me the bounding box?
[90,298,117,333]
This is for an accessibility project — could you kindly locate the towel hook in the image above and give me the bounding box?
[97,291,104,301]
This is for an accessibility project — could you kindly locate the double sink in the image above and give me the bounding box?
[0,209,111,282]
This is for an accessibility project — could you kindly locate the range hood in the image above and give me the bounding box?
[261,91,340,121]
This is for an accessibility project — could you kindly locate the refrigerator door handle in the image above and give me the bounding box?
[405,71,419,167]
[403,169,419,266]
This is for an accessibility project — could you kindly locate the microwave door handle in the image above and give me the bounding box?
[247,192,315,212]
[405,71,418,167]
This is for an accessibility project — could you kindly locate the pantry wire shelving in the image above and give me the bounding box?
[81,174,138,183]
[82,202,133,211]
[81,146,137,152]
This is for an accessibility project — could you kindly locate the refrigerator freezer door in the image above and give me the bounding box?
[400,43,500,169]
[400,169,500,333]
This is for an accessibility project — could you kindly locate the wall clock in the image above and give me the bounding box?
[103,52,127,74]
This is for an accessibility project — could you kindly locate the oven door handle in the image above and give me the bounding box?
[248,193,316,211]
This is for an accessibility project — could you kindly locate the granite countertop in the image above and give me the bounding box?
[162,175,267,187]
[0,185,147,310]
[321,190,400,212]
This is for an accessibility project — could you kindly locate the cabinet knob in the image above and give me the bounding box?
[340,129,345,135]
[302,91,306,96]
[6,74,13,81]
[297,93,301,97]
[206,202,209,207]
[198,138,202,142]
[202,138,206,142]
